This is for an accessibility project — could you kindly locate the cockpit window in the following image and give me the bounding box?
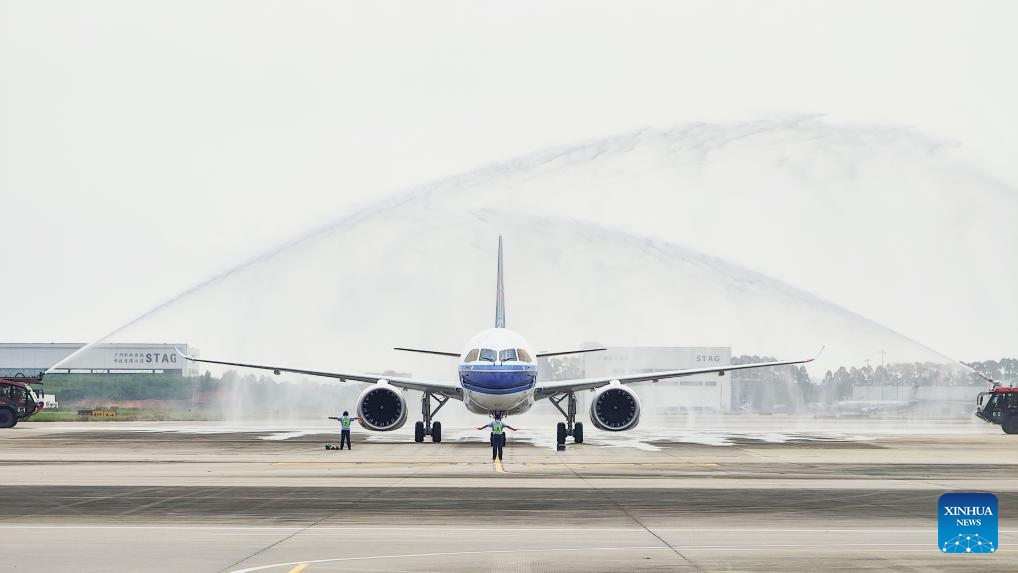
[464,349,480,362]
[479,348,497,363]
[516,349,532,363]
[498,348,518,362]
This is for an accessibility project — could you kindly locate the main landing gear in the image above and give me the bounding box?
[414,391,448,443]
[549,391,583,450]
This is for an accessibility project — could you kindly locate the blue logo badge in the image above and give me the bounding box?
[939,492,998,554]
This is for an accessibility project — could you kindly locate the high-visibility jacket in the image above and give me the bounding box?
[490,421,505,435]
[341,415,352,430]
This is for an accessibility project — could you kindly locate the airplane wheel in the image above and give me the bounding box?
[1003,416,1018,435]
[431,421,442,443]
[414,421,425,442]
[0,409,15,429]
[556,422,566,445]
[573,422,584,444]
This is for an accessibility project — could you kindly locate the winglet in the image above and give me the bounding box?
[495,235,506,328]
[813,345,826,361]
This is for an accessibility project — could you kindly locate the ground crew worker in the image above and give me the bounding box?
[327,411,361,450]
[476,413,517,461]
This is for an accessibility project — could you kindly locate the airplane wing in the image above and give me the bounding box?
[393,347,461,357]
[534,349,822,398]
[536,348,607,358]
[176,351,462,399]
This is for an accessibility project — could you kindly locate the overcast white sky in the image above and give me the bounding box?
[2,1,1016,360]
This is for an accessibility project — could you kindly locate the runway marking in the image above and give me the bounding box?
[286,564,309,573]
[272,462,472,466]
[228,547,671,572]
[219,478,410,573]
[271,461,718,467]
[8,525,1018,533]
[556,459,703,571]
[227,545,1018,572]
[524,462,719,467]
[494,459,505,473]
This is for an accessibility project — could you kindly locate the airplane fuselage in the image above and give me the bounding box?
[174,236,818,445]
[458,327,538,415]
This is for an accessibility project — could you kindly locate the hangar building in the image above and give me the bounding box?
[536,346,735,413]
[0,343,199,377]
[582,346,733,412]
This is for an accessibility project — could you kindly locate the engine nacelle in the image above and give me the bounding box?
[356,383,407,431]
[589,384,641,432]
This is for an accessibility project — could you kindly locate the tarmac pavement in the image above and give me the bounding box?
[1,419,1015,572]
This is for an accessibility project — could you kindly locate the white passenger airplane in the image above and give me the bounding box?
[180,237,818,445]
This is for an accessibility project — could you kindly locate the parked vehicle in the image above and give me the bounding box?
[0,374,45,428]
[975,387,1018,434]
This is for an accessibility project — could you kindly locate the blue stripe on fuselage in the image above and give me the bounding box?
[459,364,536,395]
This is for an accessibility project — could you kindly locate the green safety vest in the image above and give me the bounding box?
[341,415,351,429]
[491,421,504,435]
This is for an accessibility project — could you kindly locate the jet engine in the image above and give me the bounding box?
[355,384,407,431]
[589,384,641,431]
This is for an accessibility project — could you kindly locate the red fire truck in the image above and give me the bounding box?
[0,374,45,428]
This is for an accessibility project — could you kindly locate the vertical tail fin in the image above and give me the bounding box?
[495,235,506,328]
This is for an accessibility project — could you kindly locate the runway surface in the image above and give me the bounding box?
[2,419,1015,572]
